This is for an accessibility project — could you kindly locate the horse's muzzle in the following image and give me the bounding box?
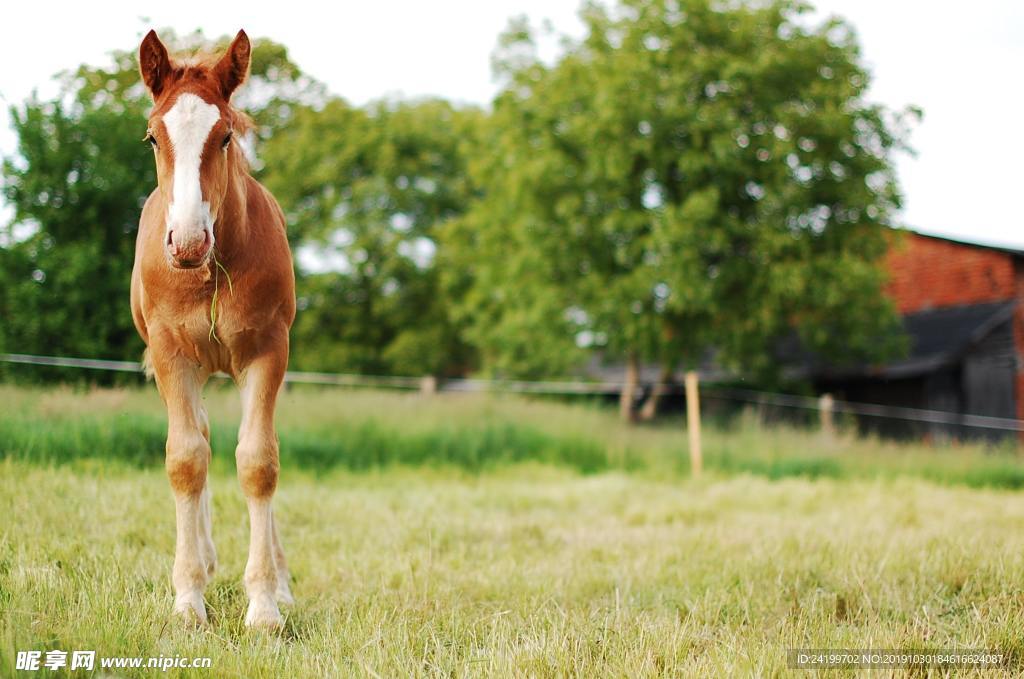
[167,228,213,269]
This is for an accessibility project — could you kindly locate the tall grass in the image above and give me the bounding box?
[0,384,1022,487]
[0,405,612,474]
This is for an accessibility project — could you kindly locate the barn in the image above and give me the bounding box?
[802,230,1024,441]
[589,228,1024,441]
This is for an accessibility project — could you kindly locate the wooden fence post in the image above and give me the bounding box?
[420,375,437,395]
[819,392,835,440]
[685,370,702,477]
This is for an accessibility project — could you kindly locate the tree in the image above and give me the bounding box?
[0,67,153,376]
[261,97,482,376]
[0,31,320,379]
[451,0,914,418]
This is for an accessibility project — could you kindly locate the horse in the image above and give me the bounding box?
[130,29,296,629]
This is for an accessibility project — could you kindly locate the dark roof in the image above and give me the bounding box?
[895,301,1016,375]
[905,229,1024,258]
[785,300,1017,380]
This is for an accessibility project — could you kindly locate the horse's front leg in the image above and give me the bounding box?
[236,348,290,628]
[152,353,214,625]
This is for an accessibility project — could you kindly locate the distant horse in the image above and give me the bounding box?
[131,29,296,628]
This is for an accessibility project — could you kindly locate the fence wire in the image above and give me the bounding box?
[2,352,1023,433]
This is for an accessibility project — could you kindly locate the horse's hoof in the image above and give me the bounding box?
[174,592,208,626]
[245,595,283,629]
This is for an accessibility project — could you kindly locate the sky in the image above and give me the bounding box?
[1,0,1021,247]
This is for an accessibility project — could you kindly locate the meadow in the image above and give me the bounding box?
[2,384,1024,676]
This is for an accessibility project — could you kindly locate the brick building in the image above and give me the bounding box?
[810,230,1024,441]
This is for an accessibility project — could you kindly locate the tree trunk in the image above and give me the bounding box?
[639,362,675,422]
[619,353,639,423]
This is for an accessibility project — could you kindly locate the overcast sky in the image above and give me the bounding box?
[1,0,1021,247]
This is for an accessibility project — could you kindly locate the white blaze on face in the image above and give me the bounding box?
[163,93,221,239]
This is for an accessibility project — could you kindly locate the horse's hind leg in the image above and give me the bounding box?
[271,509,293,605]
[153,352,214,625]
[197,407,217,578]
[198,484,216,580]
[236,348,288,628]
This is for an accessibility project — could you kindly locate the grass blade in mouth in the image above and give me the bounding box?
[208,252,234,344]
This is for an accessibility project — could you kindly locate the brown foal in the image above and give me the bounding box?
[130,29,296,628]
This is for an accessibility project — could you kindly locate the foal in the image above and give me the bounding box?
[130,30,296,628]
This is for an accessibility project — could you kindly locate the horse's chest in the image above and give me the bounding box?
[148,284,272,375]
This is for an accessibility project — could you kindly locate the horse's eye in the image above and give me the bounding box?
[143,132,158,149]
[222,132,233,149]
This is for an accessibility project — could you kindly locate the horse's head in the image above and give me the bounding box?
[138,30,250,269]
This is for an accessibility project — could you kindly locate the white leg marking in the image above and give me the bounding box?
[243,496,283,628]
[172,487,209,625]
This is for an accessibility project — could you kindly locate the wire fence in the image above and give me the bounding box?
[3,352,1023,434]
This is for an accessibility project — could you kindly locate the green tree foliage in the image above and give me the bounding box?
[0,64,153,372]
[450,0,914,393]
[261,98,482,376]
[0,31,320,378]
[2,6,916,396]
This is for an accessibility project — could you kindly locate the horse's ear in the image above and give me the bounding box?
[213,30,251,100]
[139,30,172,99]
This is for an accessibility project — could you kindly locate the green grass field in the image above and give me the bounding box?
[2,385,1024,676]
